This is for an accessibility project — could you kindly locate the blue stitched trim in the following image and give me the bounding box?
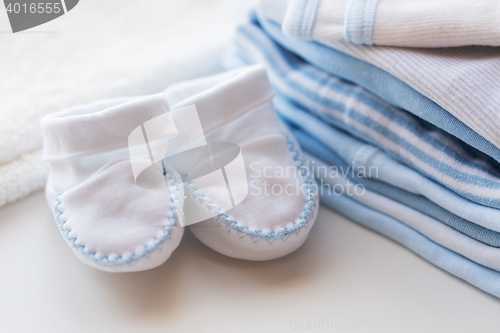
[53,163,183,266]
[344,0,379,45]
[282,0,321,40]
[185,138,318,243]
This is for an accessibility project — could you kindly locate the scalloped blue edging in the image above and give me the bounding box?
[54,163,183,266]
[185,138,318,243]
[53,138,318,266]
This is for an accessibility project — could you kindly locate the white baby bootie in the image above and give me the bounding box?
[165,65,319,260]
[41,95,185,272]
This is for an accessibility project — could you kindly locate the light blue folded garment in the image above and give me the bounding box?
[249,11,500,165]
[226,18,500,211]
[288,108,500,297]
[227,35,500,237]
[274,96,500,233]
[320,184,500,299]
[225,10,500,299]
[259,3,500,153]
[308,153,500,274]
[290,126,500,248]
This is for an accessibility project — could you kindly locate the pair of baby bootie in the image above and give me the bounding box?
[41,65,319,272]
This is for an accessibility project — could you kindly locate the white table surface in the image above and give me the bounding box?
[1,191,500,333]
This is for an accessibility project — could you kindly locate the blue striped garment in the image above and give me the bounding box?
[227,20,500,209]
[288,125,500,248]
[255,9,500,164]
[320,182,500,299]
[275,95,500,233]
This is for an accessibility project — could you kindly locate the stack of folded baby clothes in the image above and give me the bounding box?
[224,0,500,297]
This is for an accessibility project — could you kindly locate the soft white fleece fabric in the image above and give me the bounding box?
[42,95,186,272]
[0,0,253,208]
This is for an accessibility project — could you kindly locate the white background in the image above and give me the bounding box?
[1,1,500,332]
[1,191,500,332]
